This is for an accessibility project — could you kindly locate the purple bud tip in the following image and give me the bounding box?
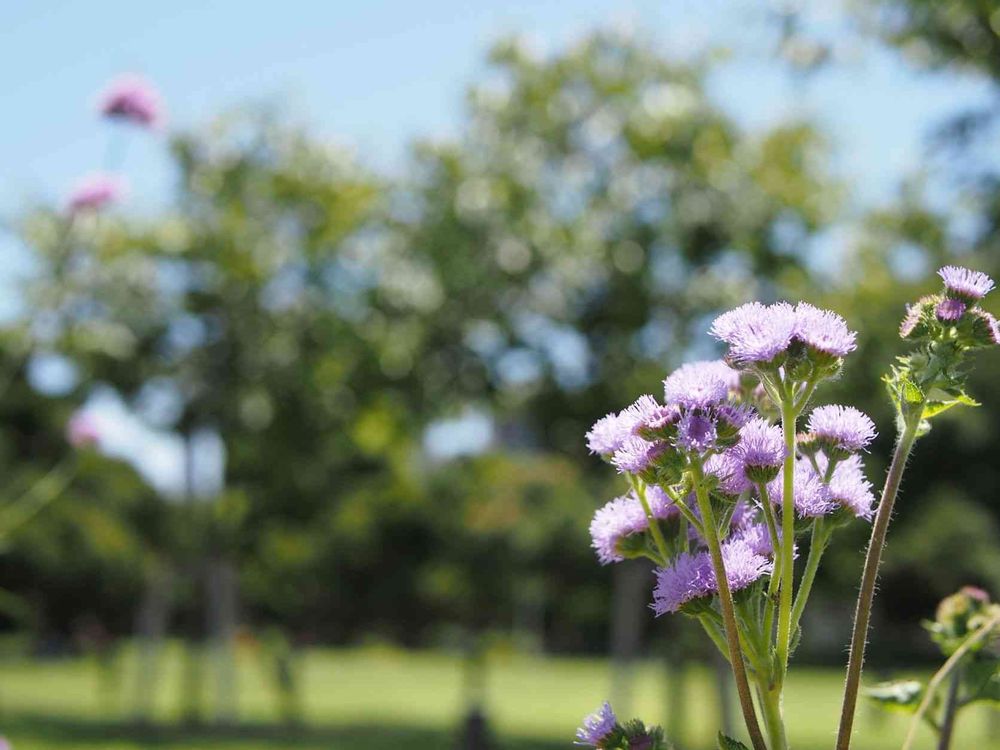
[67,412,100,449]
[935,297,966,322]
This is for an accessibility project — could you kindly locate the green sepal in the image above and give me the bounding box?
[717,731,751,750]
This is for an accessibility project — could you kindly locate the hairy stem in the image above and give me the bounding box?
[629,477,671,564]
[902,613,1000,750]
[835,411,922,750]
[691,463,768,750]
[790,519,831,638]
[775,401,797,679]
[757,676,788,750]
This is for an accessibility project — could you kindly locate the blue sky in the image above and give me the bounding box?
[1,0,994,492]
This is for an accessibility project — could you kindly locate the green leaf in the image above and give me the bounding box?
[865,679,925,713]
[963,659,1000,705]
[717,732,751,750]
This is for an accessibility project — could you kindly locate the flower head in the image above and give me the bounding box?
[98,73,164,129]
[652,539,772,615]
[939,265,995,302]
[824,455,876,520]
[806,405,877,454]
[67,173,126,214]
[676,412,717,453]
[768,459,836,518]
[586,412,633,456]
[704,449,751,495]
[710,302,797,366]
[732,417,785,482]
[970,309,1000,346]
[793,302,857,357]
[589,489,677,564]
[622,395,680,439]
[735,523,776,558]
[652,551,715,614]
[575,702,618,747]
[662,360,736,409]
[612,436,667,475]
[935,297,967,322]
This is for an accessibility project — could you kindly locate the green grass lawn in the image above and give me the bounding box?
[0,643,997,749]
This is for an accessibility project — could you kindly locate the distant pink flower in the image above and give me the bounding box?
[67,173,126,214]
[67,412,100,449]
[0,736,11,750]
[97,73,164,129]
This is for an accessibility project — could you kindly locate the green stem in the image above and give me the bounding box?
[936,666,962,750]
[775,400,797,679]
[835,410,923,750]
[790,519,831,638]
[691,462,768,750]
[629,476,671,564]
[901,613,1000,750]
[757,676,788,750]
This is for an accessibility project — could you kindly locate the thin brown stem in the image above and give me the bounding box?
[835,411,922,750]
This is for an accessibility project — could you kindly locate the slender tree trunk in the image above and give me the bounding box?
[713,648,735,737]
[664,637,688,748]
[610,559,647,715]
[206,555,239,725]
[132,558,173,723]
[179,428,205,725]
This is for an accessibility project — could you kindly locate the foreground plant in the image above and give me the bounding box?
[578,266,998,749]
[868,587,1000,750]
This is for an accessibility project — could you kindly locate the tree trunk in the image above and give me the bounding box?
[132,558,173,723]
[610,559,648,715]
[206,555,239,725]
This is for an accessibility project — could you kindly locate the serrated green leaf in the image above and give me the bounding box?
[717,732,750,750]
[901,378,924,404]
[865,679,924,713]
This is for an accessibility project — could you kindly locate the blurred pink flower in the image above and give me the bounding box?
[0,736,11,750]
[97,73,164,129]
[66,412,100,449]
[67,173,126,214]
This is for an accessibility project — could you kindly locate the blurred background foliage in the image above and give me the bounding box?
[2,1,1000,746]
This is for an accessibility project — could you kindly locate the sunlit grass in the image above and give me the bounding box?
[1,642,997,749]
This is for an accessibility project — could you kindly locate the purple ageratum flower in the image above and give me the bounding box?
[622,394,680,438]
[823,455,876,520]
[767,458,836,518]
[792,302,857,358]
[732,417,785,482]
[939,265,995,302]
[735,523,775,557]
[710,302,797,367]
[806,405,877,453]
[935,297,967,322]
[971,309,1000,345]
[704,449,752,495]
[98,74,164,129]
[652,538,772,615]
[662,360,737,409]
[652,551,715,614]
[676,412,717,453]
[589,489,678,564]
[586,411,634,456]
[721,537,775,592]
[575,702,618,747]
[612,436,667,475]
[67,173,126,214]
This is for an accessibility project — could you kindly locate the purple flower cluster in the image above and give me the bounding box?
[98,73,165,129]
[902,267,999,340]
[652,537,773,615]
[710,301,856,367]
[767,455,875,521]
[586,360,745,475]
[575,702,618,747]
[589,487,677,565]
[806,405,877,454]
